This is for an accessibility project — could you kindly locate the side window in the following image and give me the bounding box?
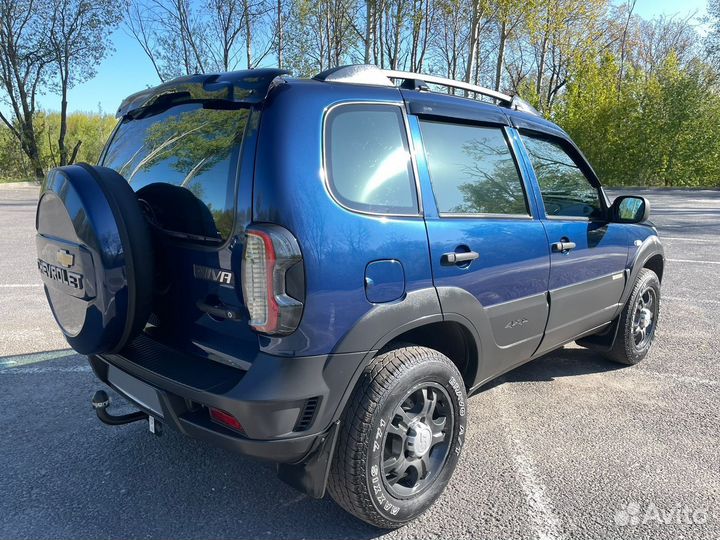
[325,104,418,215]
[521,135,602,219]
[418,120,529,215]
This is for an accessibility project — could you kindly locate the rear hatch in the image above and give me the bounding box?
[100,70,286,367]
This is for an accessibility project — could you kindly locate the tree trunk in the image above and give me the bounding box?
[378,6,385,68]
[22,120,44,181]
[535,20,549,98]
[391,0,402,69]
[618,0,637,93]
[416,0,431,71]
[495,20,507,92]
[68,140,82,165]
[277,0,283,68]
[465,0,481,87]
[243,0,253,68]
[58,71,69,166]
[364,0,372,63]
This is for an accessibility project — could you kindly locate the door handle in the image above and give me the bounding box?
[442,251,479,265]
[196,300,242,321]
[551,241,577,253]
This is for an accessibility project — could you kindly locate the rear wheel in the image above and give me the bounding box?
[328,345,467,529]
[607,268,660,365]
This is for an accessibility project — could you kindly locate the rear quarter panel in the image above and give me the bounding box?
[252,80,435,356]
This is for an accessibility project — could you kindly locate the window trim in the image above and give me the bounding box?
[417,118,533,219]
[519,130,609,222]
[438,212,534,220]
[321,101,423,218]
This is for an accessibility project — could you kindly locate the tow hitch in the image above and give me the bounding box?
[91,390,162,435]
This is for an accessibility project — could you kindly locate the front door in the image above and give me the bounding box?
[409,109,550,384]
[518,133,629,355]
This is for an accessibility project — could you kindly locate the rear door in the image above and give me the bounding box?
[405,95,551,384]
[101,102,260,364]
[517,132,629,355]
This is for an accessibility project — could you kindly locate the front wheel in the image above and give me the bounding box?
[607,268,661,365]
[328,345,467,529]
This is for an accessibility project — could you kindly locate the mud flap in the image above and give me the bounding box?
[276,421,340,499]
[576,316,621,350]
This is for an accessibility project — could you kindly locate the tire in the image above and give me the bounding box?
[606,268,661,365]
[328,345,467,529]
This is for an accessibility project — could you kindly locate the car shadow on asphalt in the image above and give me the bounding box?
[478,346,627,392]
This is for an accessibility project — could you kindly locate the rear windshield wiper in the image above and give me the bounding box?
[157,226,224,245]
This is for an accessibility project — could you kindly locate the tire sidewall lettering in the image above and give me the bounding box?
[366,367,467,522]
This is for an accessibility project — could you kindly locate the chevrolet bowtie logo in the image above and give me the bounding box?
[56,249,74,268]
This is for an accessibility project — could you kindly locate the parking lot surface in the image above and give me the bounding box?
[1,185,719,539]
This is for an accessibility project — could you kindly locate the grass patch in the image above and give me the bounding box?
[0,177,38,185]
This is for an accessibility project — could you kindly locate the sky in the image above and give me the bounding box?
[27,0,712,115]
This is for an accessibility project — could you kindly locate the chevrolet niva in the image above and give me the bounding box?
[35,64,663,528]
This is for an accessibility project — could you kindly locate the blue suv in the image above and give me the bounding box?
[35,64,664,528]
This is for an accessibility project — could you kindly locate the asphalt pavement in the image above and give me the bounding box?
[1,185,719,539]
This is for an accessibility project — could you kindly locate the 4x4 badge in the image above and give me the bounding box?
[56,249,74,268]
[505,318,529,329]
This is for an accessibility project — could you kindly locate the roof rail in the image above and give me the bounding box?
[313,64,539,116]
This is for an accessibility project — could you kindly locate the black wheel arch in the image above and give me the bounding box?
[330,288,481,393]
[621,235,664,307]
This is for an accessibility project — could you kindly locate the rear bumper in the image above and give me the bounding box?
[89,333,368,464]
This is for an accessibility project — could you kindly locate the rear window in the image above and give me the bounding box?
[325,103,418,215]
[102,103,249,241]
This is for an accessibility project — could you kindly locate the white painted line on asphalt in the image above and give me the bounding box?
[0,283,42,287]
[494,388,564,540]
[667,258,720,265]
[0,365,90,375]
[509,440,563,540]
[0,349,75,368]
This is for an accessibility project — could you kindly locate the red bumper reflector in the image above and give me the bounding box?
[209,407,243,432]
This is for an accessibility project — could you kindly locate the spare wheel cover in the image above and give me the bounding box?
[35,163,153,354]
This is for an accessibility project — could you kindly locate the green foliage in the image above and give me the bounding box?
[0,111,116,182]
[1,0,718,188]
[554,52,720,188]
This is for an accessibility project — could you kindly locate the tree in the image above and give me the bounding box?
[432,0,469,81]
[489,0,533,92]
[0,0,51,180]
[286,0,360,75]
[0,110,116,180]
[707,0,720,67]
[464,0,490,84]
[125,0,210,81]
[126,0,274,80]
[48,0,121,166]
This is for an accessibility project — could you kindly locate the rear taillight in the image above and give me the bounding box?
[241,224,303,335]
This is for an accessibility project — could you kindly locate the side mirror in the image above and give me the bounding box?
[611,195,650,223]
